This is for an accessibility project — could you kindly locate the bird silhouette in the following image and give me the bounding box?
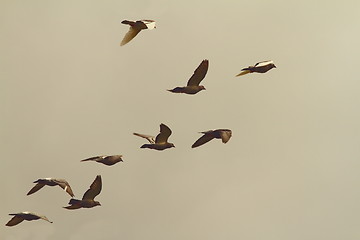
[27,178,74,197]
[192,129,232,148]
[168,59,209,94]
[81,155,123,166]
[236,60,276,76]
[134,123,175,150]
[120,19,156,46]
[64,175,102,210]
[6,212,53,226]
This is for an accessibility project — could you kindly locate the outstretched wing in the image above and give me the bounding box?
[187,60,209,86]
[155,123,172,144]
[120,27,141,46]
[191,131,215,148]
[6,215,24,226]
[81,156,104,162]
[54,179,75,197]
[235,70,251,77]
[254,60,273,67]
[82,175,102,200]
[27,183,45,195]
[133,133,155,143]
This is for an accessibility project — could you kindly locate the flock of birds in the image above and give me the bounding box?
[6,19,276,227]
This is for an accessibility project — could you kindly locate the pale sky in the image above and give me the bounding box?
[1,0,360,239]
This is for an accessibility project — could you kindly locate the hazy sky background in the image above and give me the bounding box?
[1,0,360,239]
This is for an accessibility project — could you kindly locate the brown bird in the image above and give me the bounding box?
[81,155,123,166]
[236,60,276,76]
[120,19,156,46]
[64,175,102,210]
[27,178,74,197]
[192,129,232,148]
[168,59,209,95]
[6,212,53,226]
[134,123,175,150]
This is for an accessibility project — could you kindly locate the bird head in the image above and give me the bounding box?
[95,201,101,207]
[200,85,206,91]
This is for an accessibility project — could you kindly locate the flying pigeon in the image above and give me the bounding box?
[192,129,232,148]
[81,155,123,166]
[6,212,53,226]
[168,59,209,95]
[236,60,276,76]
[134,123,175,150]
[120,19,156,46]
[64,175,102,210]
[27,178,74,197]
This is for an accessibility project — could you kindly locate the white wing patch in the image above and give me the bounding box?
[144,21,156,30]
[255,60,273,67]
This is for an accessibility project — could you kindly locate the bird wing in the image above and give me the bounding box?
[120,27,141,46]
[187,59,209,86]
[191,131,215,148]
[82,175,102,200]
[155,123,172,144]
[254,60,273,67]
[53,179,75,197]
[236,70,251,77]
[39,215,53,223]
[219,130,232,143]
[6,215,24,226]
[27,183,45,195]
[81,156,104,162]
[133,133,155,143]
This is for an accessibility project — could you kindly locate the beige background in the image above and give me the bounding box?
[1,0,360,239]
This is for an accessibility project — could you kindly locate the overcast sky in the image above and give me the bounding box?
[1,0,360,239]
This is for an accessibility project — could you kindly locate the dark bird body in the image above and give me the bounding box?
[236,60,276,76]
[134,123,175,151]
[27,178,74,197]
[64,175,102,210]
[192,129,232,148]
[81,155,123,166]
[6,212,52,226]
[168,59,208,95]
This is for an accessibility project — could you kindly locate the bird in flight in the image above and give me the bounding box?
[6,212,53,226]
[236,60,276,76]
[27,178,74,197]
[120,19,156,46]
[134,123,175,150]
[168,59,209,95]
[81,155,123,166]
[192,129,232,148]
[64,175,102,210]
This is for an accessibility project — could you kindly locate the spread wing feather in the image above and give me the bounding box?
[155,124,172,143]
[192,132,214,148]
[82,175,102,200]
[120,28,141,46]
[187,60,209,86]
[27,183,45,195]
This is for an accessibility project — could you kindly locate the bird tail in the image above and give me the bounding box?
[63,205,81,210]
[236,70,251,77]
[140,144,151,149]
[68,198,81,205]
[167,87,184,93]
